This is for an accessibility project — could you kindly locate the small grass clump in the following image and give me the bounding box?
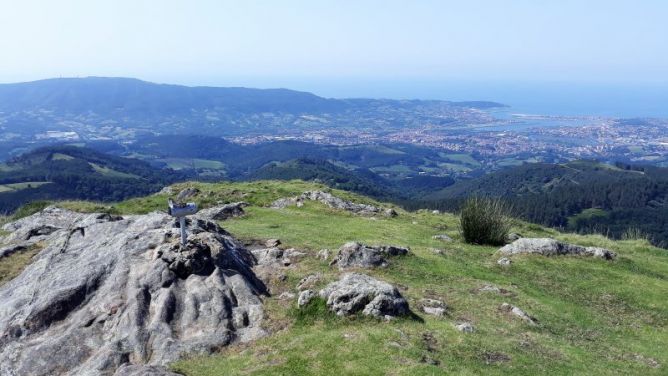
[459,196,512,246]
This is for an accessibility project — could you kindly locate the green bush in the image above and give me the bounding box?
[459,196,512,246]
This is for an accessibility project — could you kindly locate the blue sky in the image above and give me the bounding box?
[0,0,666,92]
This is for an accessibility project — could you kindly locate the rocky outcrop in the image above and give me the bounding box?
[419,298,447,317]
[318,273,409,318]
[498,238,616,260]
[196,202,248,221]
[0,207,267,376]
[271,191,397,217]
[331,242,409,269]
[176,187,200,201]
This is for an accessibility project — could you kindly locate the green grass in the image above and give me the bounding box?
[158,158,226,171]
[0,244,43,287]
[89,163,141,179]
[0,181,51,192]
[2,180,667,375]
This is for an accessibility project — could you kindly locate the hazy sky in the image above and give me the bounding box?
[0,0,667,90]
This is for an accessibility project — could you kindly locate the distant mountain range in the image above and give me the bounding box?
[0,77,504,116]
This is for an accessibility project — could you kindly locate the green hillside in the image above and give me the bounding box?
[420,160,668,247]
[1,180,666,375]
[0,145,191,213]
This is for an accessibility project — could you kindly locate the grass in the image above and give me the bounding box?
[0,243,43,287]
[158,158,226,171]
[0,181,51,192]
[1,180,667,375]
[90,163,141,179]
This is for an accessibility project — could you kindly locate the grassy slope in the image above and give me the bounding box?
[1,180,666,375]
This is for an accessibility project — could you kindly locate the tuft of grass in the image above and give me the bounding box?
[0,243,43,286]
[459,197,512,246]
[10,201,52,220]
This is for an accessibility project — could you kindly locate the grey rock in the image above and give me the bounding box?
[384,208,398,217]
[0,207,267,376]
[271,191,396,217]
[297,290,316,307]
[333,241,409,269]
[297,273,322,291]
[113,364,182,376]
[196,202,248,221]
[265,238,281,247]
[478,284,501,293]
[319,273,409,318]
[316,249,330,261]
[431,210,441,215]
[176,187,200,201]
[500,303,537,325]
[455,322,475,333]
[251,247,285,266]
[499,238,616,260]
[432,234,453,242]
[497,257,512,266]
[506,232,523,242]
[278,291,296,300]
[419,298,447,317]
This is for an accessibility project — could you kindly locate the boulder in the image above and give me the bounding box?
[499,238,616,260]
[113,364,182,376]
[319,273,409,318]
[332,241,409,269]
[419,298,447,317]
[432,234,453,242]
[499,303,537,325]
[455,322,475,333]
[271,191,396,217]
[316,249,330,261]
[506,233,523,242]
[0,207,267,376]
[176,187,200,201]
[196,202,248,221]
[297,290,316,307]
[296,273,322,291]
[265,238,281,248]
[497,257,512,266]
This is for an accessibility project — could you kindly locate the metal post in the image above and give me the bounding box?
[179,216,187,246]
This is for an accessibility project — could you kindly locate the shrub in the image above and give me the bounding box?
[459,196,512,246]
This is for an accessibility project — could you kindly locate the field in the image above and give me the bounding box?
[0,181,51,192]
[158,158,226,171]
[0,180,666,375]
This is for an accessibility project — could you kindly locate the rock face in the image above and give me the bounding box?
[0,207,267,376]
[332,242,409,269]
[319,273,409,318]
[196,202,248,221]
[271,191,397,217]
[498,238,616,260]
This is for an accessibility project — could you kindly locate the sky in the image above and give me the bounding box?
[0,0,667,99]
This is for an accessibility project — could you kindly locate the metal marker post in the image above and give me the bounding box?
[168,199,198,246]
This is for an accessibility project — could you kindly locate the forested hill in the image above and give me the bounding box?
[420,160,668,247]
[0,145,190,213]
[244,158,455,201]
